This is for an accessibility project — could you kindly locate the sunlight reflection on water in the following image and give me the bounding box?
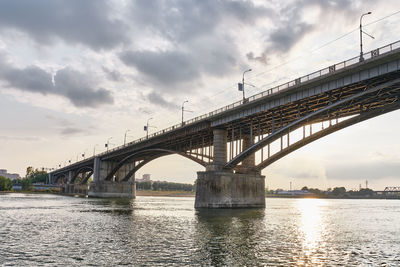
[296,199,327,266]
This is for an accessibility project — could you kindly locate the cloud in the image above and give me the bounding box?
[120,50,199,88]
[246,52,268,64]
[0,64,54,94]
[119,0,270,91]
[147,91,179,110]
[0,0,129,50]
[54,68,114,107]
[128,0,271,42]
[60,127,85,136]
[102,67,123,82]
[0,135,41,141]
[267,22,313,53]
[326,161,400,180]
[247,0,362,58]
[0,56,113,108]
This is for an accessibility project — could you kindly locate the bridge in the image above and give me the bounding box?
[50,40,400,208]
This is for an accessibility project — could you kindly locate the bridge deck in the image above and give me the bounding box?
[51,40,400,175]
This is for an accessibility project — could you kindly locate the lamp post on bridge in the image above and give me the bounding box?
[181,100,193,125]
[239,69,252,103]
[93,144,98,156]
[182,100,188,125]
[144,118,153,139]
[359,12,374,62]
[124,129,131,145]
[105,137,113,152]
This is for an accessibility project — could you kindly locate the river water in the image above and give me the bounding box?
[0,193,399,266]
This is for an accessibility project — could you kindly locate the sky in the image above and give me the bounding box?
[0,0,400,190]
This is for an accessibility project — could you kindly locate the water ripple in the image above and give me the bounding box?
[0,194,399,266]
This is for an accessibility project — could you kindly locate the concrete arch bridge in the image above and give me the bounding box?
[50,40,400,208]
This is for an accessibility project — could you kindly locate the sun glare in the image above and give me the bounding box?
[297,199,327,264]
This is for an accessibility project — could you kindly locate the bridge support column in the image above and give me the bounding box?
[235,134,258,174]
[89,158,135,198]
[195,171,265,208]
[67,171,73,183]
[196,129,265,208]
[206,128,228,171]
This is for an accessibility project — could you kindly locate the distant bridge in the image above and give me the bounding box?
[50,40,400,208]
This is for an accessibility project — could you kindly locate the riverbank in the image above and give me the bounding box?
[266,194,400,199]
[136,190,195,197]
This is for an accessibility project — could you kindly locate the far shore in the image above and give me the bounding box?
[136,190,195,197]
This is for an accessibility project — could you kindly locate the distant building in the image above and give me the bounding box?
[136,174,151,183]
[12,185,22,191]
[0,169,20,180]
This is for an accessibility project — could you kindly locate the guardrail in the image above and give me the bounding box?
[54,40,400,171]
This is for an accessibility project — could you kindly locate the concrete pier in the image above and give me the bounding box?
[195,128,265,208]
[62,184,89,196]
[88,181,136,198]
[195,171,265,208]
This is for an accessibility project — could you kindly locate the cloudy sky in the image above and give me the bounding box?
[1,0,400,190]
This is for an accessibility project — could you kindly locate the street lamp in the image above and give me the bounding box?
[182,100,188,124]
[239,69,252,103]
[93,144,99,156]
[105,137,113,152]
[124,129,131,145]
[81,149,88,159]
[359,12,374,62]
[181,100,193,125]
[144,118,153,139]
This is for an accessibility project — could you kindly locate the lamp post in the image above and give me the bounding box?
[81,149,88,159]
[93,144,98,156]
[182,100,188,125]
[105,137,112,152]
[359,12,373,62]
[124,129,130,145]
[239,69,252,102]
[145,118,153,138]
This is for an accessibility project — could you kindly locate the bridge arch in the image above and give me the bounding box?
[104,148,208,181]
[254,104,399,171]
[224,78,400,171]
[70,166,94,184]
[53,173,67,184]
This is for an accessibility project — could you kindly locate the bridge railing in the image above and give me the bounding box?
[68,40,400,164]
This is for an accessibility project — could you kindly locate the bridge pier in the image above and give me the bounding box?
[62,184,89,197]
[88,157,136,198]
[195,129,265,208]
[195,171,265,208]
[88,181,135,198]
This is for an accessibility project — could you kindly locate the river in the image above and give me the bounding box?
[0,193,399,266]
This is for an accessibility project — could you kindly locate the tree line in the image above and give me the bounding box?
[0,176,12,191]
[0,167,49,191]
[267,186,375,197]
